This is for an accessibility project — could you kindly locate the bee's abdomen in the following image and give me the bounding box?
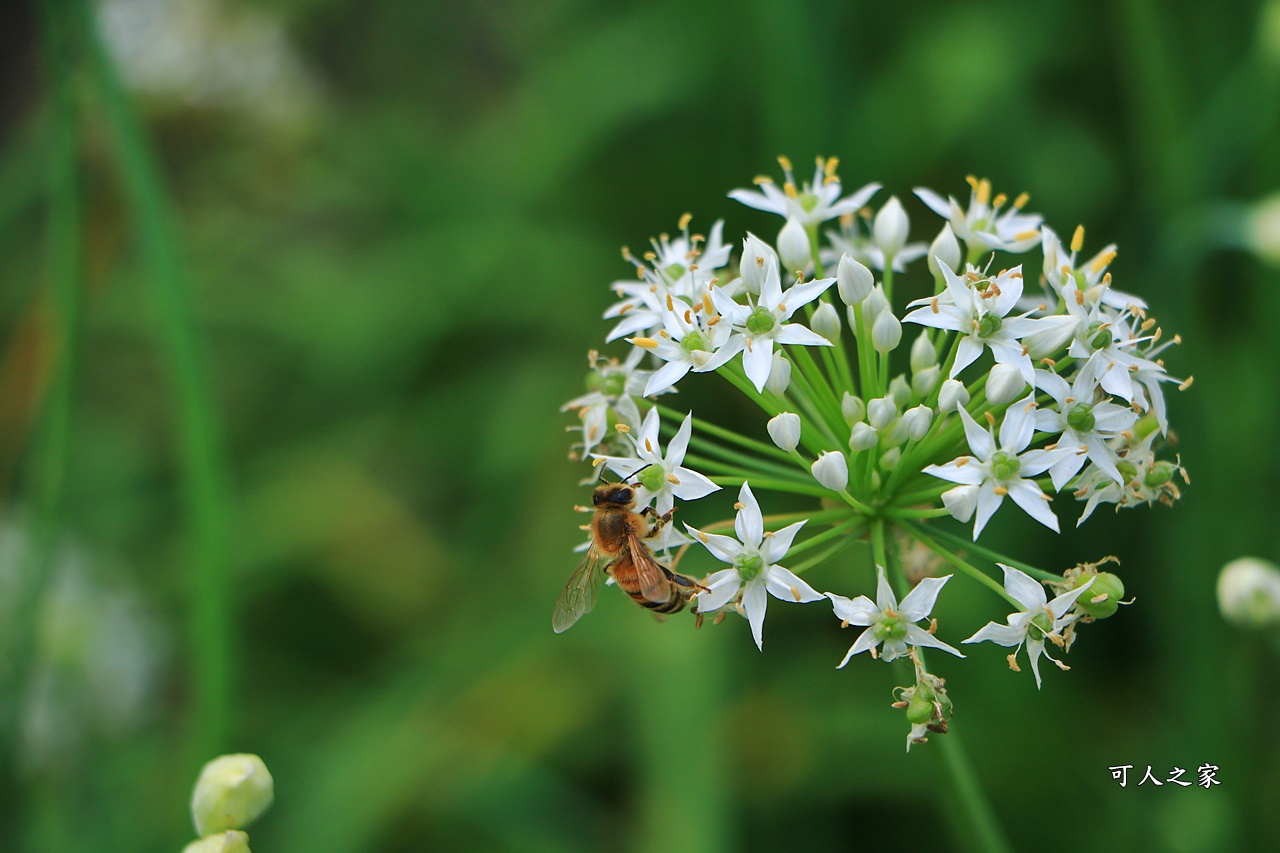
[629,587,685,614]
[611,558,685,614]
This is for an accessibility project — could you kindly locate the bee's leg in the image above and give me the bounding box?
[639,505,677,536]
[667,570,709,595]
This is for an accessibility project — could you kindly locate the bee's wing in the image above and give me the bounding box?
[553,545,608,633]
[625,527,675,604]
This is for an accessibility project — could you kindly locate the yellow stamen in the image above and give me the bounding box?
[777,155,793,172]
[1071,225,1085,253]
[630,337,659,349]
[678,212,692,231]
[1013,229,1039,242]
[1013,192,1030,209]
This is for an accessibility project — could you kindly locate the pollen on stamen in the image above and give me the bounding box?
[1014,192,1030,209]
[993,486,1009,496]
[707,316,721,326]
[644,438,653,453]
[1040,357,1057,367]
[1071,225,1085,253]
[658,330,670,338]
[643,250,657,262]
[1023,399,1037,412]
[976,178,992,205]
[1179,376,1194,391]
[592,457,607,467]
[993,192,1008,209]
[1091,251,1117,273]
[928,617,938,634]
[762,530,775,537]
[1007,654,1021,673]
[824,156,840,179]
[984,411,997,427]
[956,457,971,467]
[1013,229,1039,241]
[790,586,802,602]
[630,337,659,349]
[784,183,799,199]
[930,297,940,313]
[678,212,693,231]
[734,501,746,511]
[666,472,680,485]
[753,175,773,186]
[1074,290,1085,306]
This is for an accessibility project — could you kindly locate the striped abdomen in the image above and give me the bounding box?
[610,556,687,614]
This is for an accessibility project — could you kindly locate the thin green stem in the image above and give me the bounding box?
[656,404,794,465]
[898,521,1016,606]
[80,0,235,759]
[924,525,1063,583]
[789,536,856,575]
[706,475,830,498]
[787,519,861,558]
[936,735,1015,853]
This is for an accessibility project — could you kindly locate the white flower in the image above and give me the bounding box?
[963,565,1094,688]
[710,255,835,392]
[1032,368,1139,488]
[836,253,874,305]
[633,297,744,396]
[827,566,963,664]
[902,264,1054,384]
[873,196,910,261]
[560,348,651,455]
[915,178,1043,254]
[927,223,962,277]
[924,395,1074,539]
[729,156,880,227]
[871,309,903,353]
[593,409,719,514]
[686,482,823,650]
[777,216,812,273]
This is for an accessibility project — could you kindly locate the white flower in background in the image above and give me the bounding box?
[915,177,1043,254]
[710,255,835,392]
[603,217,731,341]
[824,215,928,273]
[1217,557,1280,629]
[730,156,880,227]
[632,296,744,396]
[827,566,963,664]
[873,196,910,262]
[1033,368,1138,488]
[686,483,823,650]
[963,565,1094,688]
[1040,225,1145,311]
[925,396,1074,539]
[561,348,651,455]
[927,223,962,277]
[593,409,718,514]
[902,264,1049,384]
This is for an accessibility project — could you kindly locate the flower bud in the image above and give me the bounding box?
[903,405,933,440]
[191,754,274,837]
[889,375,912,409]
[183,832,251,853]
[938,378,969,413]
[984,364,1026,406]
[941,484,978,523]
[837,253,874,305]
[1217,557,1280,629]
[912,365,940,398]
[871,310,902,354]
[767,412,802,452]
[765,351,792,396]
[927,223,961,278]
[841,392,865,426]
[849,422,878,452]
[1248,193,1280,267]
[811,451,849,491]
[741,233,778,295]
[874,196,909,260]
[861,284,890,319]
[909,332,937,373]
[1023,315,1079,360]
[778,216,811,274]
[811,302,842,342]
[878,446,901,471]
[867,396,897,431]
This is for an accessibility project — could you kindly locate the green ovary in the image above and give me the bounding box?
[736,553,764,582]
[1066,404,1096,433]
[990,450,1021,481]
[745,307,776,336]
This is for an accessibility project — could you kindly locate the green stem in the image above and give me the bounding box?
[898,521,1016,605]
[706,475,829,498]
[656,404,794,465]
[80,0,235,758]
[787,519,861,558]
[923,524,1062,583]
[936,735,1015,853]
[788,536,856,575]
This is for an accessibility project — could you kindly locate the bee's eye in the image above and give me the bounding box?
[611,488,633,503]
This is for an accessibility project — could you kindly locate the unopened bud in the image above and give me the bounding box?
[985,364,1026,406]
[811,451,849,491]
[1218,557,1280,629]
[842,392,865,425]
[837,253,874,305]
[903,405,933,440]
[182,832,251,853]
[811,302,842,342]
[912,365,940,398]
[191,754,274,837]
[938,379,969,413]
[889,375,912,408]
[741,233,778,294]
[872,310,902,353]
[874,196,909,260]
[862,284,890,319]
[767,412,802,452]
[910,332,937,373]
[928,223,961,278]
[765,351,792,396]
[849,422,879,452]
[867,396,898,431]
[778,216,811,273]
[879,446,901,471]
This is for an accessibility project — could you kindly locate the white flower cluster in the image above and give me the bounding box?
[561,157,1187,748]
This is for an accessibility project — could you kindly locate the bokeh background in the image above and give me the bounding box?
[2,0,1280,850]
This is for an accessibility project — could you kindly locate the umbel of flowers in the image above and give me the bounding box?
[562,157,1189,750]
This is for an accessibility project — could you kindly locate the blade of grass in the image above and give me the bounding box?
[76,0,235,759]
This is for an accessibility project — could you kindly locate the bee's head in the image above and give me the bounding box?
[593,484,634,507]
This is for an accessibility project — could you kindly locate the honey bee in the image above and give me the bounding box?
[552,483,708,633]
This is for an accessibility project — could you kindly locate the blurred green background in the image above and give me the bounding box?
[2,0,1279,850]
